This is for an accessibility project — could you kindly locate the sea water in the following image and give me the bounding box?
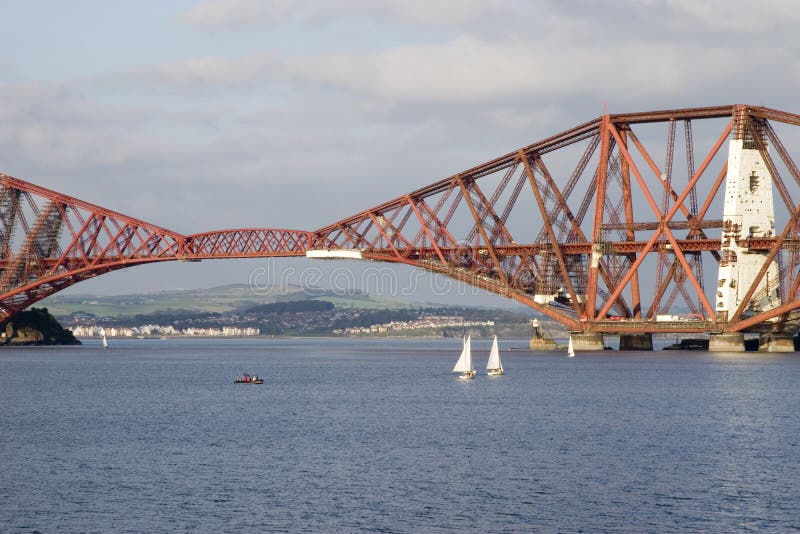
[1,337,799,532]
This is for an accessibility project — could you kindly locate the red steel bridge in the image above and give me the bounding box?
[3,104,800,343]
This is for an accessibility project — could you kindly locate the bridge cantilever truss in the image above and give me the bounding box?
[4,104,800,335]
[0,174,311,320]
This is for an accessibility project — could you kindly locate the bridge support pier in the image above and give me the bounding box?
[529,318,557,350]
[758,333,795,352]
[529,336,557,350]
[619,334,653,351]
[570,332,604,351]
[708,333,745,352]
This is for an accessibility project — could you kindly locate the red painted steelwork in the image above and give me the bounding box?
[4,104,800,335]
[0,175,310,321]
[311,105,800,334]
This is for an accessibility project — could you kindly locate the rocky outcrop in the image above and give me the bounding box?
[1,308,81,345]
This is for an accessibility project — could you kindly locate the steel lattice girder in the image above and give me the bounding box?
[4,104,800,334]
[0,175,311,321]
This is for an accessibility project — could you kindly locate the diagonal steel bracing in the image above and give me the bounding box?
[5,105,800,336]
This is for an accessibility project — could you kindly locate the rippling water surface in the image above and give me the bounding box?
[2,337,799,532]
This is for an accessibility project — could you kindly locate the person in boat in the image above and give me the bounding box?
[244,373,250,382]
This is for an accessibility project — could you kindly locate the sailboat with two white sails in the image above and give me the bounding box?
[486,335,504,376]
[452,335,475,380]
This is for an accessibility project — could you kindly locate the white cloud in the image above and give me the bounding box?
[326,0,514,26]
[667,0,800,33]
[109,54,278,88]
[92,35,713,105]
[180,0,516,28]
[180,0,316,26]
[121,5,800,112]
[280,36,751,104]
[177,0,800,45]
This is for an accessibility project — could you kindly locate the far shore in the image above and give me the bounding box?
[75,334,536,341]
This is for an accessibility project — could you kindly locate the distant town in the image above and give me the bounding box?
[71,324,261,338]
[43,285,558,339]
[70,314,502,338]
[334,316,494,336]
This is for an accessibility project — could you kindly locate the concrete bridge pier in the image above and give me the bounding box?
[529,337,557,350]
[570,332,604,351]
[708,332,745,352]
[529,318,557,350]
[619,333,653,351]
[758,333,795,352]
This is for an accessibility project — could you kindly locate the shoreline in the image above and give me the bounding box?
[75,334,535,341]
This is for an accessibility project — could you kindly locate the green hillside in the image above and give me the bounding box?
[40,284,407,320]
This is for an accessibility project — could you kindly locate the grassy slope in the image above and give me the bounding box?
[40,284,408,319]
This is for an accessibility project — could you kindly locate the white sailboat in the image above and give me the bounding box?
[102,331,109,349]
[486,335,504,376]
[452,335,475,379]
[567,336,575,358]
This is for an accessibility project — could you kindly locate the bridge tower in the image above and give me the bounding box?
[713,107,784,351]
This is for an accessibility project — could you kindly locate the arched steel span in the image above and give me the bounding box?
[4,104,800,335]
[0,174,311,320]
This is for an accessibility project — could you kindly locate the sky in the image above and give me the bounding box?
[2,0,800,307]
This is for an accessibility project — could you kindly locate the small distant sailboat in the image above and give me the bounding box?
[102,331,109,349]
[486,335,504,376]
[567,336,575,358]
[452,335,475,380]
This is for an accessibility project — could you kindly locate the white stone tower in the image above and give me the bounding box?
[716,117,781,323]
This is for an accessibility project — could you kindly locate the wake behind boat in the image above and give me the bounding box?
[452,336,475,380]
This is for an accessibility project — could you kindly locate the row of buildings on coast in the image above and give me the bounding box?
[333,316,495,336]
[69,314,499,338]
[70,325,261,338]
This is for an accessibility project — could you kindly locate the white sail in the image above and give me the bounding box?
[102,333,109,349]
[452,336,474,373]
[567,336,575,357]
[452,337,467,372]
[486,335,502,371]
[465,336,473,371]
